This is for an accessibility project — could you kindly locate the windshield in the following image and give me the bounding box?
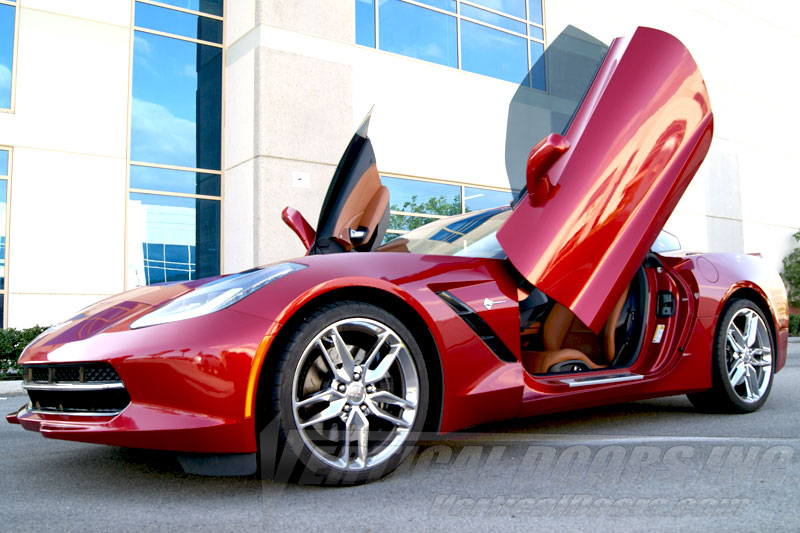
[376,207,511,258]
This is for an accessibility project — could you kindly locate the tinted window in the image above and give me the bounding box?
[154,0,223,16]
[130,164,220,196]
[131,31,222,170]
[128,193,220,285]
[464,187,513,212]
[357,0,545,88]
[135,1,222,43]
[461,20,528,84]
[378,0,457,68]
[0,3,15,109]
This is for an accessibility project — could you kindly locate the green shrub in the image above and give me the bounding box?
[791,315,800,336]
[0,325,49,380]
[782,230,800,308]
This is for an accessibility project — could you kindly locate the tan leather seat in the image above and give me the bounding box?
[522,286,630,374]
[332,163,389,248]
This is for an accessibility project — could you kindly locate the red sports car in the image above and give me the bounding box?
[7,27,789,484]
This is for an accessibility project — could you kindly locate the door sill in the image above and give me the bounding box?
[560,372,644,387]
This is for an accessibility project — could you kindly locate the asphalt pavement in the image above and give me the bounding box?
[2,341,800,532]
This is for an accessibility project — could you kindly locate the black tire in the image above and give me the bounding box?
[687,298,775,413]
[261,301,428,485]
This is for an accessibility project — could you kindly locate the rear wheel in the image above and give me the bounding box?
[688,298,774,413]
[266,301,428,484]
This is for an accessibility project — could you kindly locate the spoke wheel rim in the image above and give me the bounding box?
[725,307,772,404]
[291,317,419,471]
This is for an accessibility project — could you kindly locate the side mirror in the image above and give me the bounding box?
[526,133,570,207]
[281,207,316,254]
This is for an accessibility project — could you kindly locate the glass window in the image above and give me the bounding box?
[461,20,528,84]
[378,0,457,68]
[527,40,545,91]
[464,187,513,211]
[0,148,9,321]
[130,164,221,196]
[131,30,222,170]
[383,176,461,215]
[0,179,6,290]
[0,2,15,109]
[153,0,223,17]
[415,0,456,11]
[461,4,525,34]
[469,0,526,19]
[135,1,222,44]
[357,0,545,88]
[127,193,220,286]
[355,0,375,47]
[527,0,543,24]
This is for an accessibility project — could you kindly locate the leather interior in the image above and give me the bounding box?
[522,286,630,375]
[333,163,387,245]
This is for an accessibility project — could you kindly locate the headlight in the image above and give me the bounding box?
[130,262,306,329]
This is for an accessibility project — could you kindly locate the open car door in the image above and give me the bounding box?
[497,27,714,332]
[310,110,389,254]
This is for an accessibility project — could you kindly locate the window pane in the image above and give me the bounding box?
[461,4,525,34]
[464,187,513,212]
[527,40,545,90]
[529,24,543,40]
[130,164,221,196]
[461,20,528,84]
[469,0,525,19]
[388,214,439,233]
[0,180,7,290]
[0,149,7,176]
[131,31,222,170]
[377,0,457,68]
[135,2,222,44]
[415,0,456,12]
[154,0,223,17]
[355,0,375,47]
[527,0,543,24]
[0,4,15,109]
[127,193,220,287]
[383,176,461,216]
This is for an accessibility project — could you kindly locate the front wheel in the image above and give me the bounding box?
[267,301,428,484]
[688,298,774,413]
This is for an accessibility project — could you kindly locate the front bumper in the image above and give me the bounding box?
[7,401,256,453]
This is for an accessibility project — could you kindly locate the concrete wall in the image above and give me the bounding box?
[0,2,131,327]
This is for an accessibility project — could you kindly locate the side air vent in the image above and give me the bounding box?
[436,291,517,363]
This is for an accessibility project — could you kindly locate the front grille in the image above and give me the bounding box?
[23,363,129,415]
[53,367,80,382]
[84,364,121,383]
[26,388,131,414]
[31,367,49,382]
[25,363,122,385]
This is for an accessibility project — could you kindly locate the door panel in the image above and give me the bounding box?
[497,27,713,332]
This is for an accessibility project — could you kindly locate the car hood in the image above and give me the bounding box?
[26,280,208,349]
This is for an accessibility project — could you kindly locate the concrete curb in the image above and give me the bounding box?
[790,337,800,344]
[0,380,23,395]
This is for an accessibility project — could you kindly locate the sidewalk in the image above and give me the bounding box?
[0,380,22,395]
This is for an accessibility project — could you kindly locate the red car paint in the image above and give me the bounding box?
[7,28,789,459]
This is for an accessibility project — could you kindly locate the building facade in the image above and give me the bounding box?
[0,0,797,328]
